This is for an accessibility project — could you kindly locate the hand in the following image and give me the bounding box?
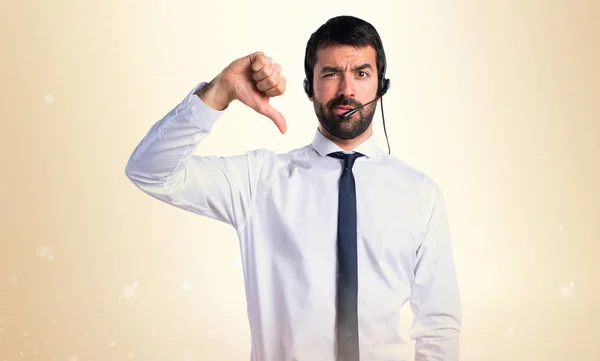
[216,51,287,134]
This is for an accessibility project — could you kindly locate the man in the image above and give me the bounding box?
[125,15,461,361]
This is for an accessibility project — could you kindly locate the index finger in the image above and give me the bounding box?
[250,53,272,73]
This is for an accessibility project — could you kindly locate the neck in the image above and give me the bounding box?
[318,124,373,151]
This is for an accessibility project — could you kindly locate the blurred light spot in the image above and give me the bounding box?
[506,328,515,337]
[128,352,134,358]
[23,331,28,336]
[182,281,191,291]
[110,341,116,347]
[560,284,574,298]
[559,225,563,231]
[122,284,136,299]
[45,94,55,103]
[133,282,139,288]
[8,274,18,285]
[37,245,52,260]
[0,328,6,333]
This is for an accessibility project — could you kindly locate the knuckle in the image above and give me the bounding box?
[257,79,271,91]
[266,76,276,87]
[265,63,273,76]
[266,85,282,97]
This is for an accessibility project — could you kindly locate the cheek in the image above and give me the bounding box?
[357,79,377,96]
[314,80,338,98]
[313,84,335,107]
[315,89,338,109]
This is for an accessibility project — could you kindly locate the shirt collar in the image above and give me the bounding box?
[311,127,380,158]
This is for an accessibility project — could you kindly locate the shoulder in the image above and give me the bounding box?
[243,143,314,171]
[376,153,440,191]
[375,153,446,214]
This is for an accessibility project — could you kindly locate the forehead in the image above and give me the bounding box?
[314,45,376,69]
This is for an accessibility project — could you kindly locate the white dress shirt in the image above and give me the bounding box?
[125,82,462,361]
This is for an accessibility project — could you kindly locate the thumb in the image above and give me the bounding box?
[257,102,287,134]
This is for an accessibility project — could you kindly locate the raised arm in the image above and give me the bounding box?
[124,51,287,231]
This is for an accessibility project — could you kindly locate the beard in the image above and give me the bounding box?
[314,96,377,140]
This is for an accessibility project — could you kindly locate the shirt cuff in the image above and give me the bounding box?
[178,82,227,131]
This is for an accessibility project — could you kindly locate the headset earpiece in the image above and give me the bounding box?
[303,78,313,98]
[377,58,390,97]
[378,78,390,97]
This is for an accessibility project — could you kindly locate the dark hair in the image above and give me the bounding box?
[303,15,387,97]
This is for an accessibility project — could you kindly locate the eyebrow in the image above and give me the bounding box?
[319,63,374,74]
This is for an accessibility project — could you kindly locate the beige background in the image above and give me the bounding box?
[1,0,599,360]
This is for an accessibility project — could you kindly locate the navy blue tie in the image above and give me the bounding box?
[328,151,365,361]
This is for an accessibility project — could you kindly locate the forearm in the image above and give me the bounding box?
[194,74,235,111]
[124,82,223,192]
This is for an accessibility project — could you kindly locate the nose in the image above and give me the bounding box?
[337,75,356,98]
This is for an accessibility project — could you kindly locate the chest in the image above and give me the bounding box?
[253,164,426,271]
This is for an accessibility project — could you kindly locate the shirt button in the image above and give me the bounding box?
[190,106,197,113]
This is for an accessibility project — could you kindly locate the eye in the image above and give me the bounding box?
[357,71,368,77]
[324,73,338,78]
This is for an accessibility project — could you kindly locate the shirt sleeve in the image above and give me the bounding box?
[124,82,263,233]
[409,180,462,361]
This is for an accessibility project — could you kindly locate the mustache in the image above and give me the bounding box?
[327,97,362,109]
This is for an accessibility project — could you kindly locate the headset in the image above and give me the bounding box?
[303,58,392,154]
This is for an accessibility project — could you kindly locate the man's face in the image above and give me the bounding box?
[310,45,379,140]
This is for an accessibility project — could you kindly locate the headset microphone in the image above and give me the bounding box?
[340,95,383,119]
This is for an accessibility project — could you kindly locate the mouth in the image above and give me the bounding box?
[332,105,354,110]
[331,105,355,115]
